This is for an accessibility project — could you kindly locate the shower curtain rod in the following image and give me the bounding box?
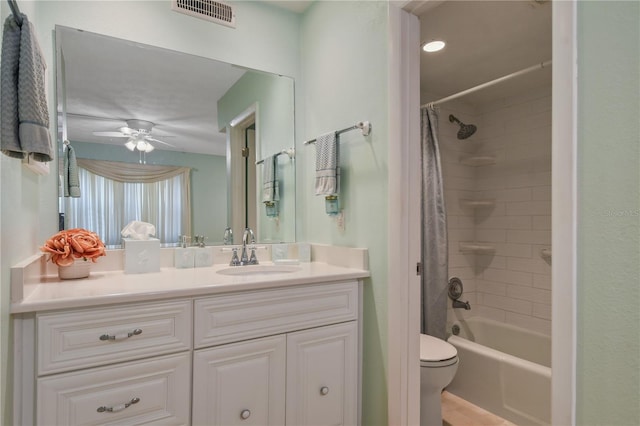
[422,60,552,108]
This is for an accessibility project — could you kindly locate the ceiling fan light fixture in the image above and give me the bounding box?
[135,140,154,153]
[125,140,136,151]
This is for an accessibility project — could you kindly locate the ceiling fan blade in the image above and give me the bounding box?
[119,127,136,135]
[146,137,176,148]
[92,131,129,137]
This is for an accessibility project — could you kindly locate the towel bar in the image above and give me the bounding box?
[304,121,371,145]
[256,147,295,165]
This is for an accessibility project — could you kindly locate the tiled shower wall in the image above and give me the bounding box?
[436,87,552,336]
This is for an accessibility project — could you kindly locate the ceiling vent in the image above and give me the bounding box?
[171,0,236,28]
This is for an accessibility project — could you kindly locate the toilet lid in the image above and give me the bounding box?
[420,334,457,362]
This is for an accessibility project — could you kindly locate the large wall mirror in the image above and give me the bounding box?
[56,26,295,247]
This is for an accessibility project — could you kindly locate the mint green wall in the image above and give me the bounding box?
[577,2,640,425]
[0,1,300,422]
[71,141,227,244]
[218,71,296,242]
[299,2,389,424]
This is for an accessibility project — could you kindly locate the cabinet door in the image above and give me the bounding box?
[286,322,358,426]
[37,352,191,425]
[192,335,286,426]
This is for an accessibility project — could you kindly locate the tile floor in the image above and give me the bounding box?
[441,391,516,426]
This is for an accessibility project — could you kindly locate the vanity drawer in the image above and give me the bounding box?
[37,352,191,426]
[194,280,358,348]
[37,299,192,375]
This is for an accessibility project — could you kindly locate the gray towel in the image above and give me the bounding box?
[262,154,279,203]
[1,14,53,162]
[63,144,80,197]
[315,132,339,195]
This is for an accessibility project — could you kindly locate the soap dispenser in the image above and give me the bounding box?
[174,235,195,268]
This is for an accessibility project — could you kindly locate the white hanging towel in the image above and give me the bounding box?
[315,131,339,195]
[262,154,279,203]
[63,144,80,197]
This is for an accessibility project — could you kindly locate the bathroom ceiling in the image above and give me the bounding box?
[413,0,552,106]
[59,28,246,156]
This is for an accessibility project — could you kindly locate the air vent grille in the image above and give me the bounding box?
[171,0,236,28]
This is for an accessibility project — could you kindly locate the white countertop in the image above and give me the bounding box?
[11,248,370,314]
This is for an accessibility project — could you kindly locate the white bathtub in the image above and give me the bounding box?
[446,317,551,425]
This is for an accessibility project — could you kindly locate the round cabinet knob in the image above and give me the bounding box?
[240,409,251,420]
[320,386,329,396]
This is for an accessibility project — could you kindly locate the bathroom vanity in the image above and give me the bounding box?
[11,245,369,426]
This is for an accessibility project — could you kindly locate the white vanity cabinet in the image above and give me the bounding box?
[14,278,363,426]
[192,280,360,426]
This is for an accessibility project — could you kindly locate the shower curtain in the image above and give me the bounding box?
[420,106,449,340]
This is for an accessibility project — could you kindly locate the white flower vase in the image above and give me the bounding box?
[58,258,92,280]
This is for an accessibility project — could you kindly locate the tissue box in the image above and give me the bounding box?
[123,238,160,274]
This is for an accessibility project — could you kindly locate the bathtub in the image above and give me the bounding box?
[446,317,551,425]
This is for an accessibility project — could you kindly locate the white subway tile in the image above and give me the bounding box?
[507,257,552,275]
[507,216,533,230]
[494,243,533,258]
[479,293,532,315]
[533,303,552,320]
[532,186,551,201]
[506,172,551,189]
[449,253,474,268]
[507,229,551,245]
[506,200,551,216]
[475,229,507,243]
[476,279,507,296]
[482,268,533,286]
[507,284,551,304]
[533,273,552,290]
[476,255,506,270]
[533,215,551,230]
[474,305,507,322]
[448,267,475,280]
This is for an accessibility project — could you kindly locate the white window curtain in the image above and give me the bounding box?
[65,159,191,246]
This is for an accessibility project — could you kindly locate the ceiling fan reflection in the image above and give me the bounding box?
[92,119,176,154]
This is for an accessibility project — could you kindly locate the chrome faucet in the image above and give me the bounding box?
[452,299,471,310]
[240,227,258,265]
[223,227,233,245]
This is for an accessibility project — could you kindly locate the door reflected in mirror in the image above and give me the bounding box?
[56,26,295,246]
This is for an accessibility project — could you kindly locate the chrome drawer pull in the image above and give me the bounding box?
[240,409,251,420]
[320,386,329,395]
[99,328,143,341]
[97,397,140,413]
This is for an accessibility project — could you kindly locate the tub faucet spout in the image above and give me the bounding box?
[453,299,471,310]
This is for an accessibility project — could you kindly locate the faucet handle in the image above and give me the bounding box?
[229,248,240,266]
[249,247,259,265]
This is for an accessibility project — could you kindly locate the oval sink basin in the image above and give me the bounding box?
[217,264,301,276]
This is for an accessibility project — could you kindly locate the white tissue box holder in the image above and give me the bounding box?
[123,238,160,274]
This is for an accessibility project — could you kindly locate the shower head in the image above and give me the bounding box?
[449,114,477,140]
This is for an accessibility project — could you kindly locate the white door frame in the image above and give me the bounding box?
[388,2,577,424]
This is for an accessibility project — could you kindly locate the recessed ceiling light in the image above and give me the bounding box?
[423,40,445,53]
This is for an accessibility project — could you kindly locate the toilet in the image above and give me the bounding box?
[420,333,459,426]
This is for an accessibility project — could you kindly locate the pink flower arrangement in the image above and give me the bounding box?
[41,228,106,266]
